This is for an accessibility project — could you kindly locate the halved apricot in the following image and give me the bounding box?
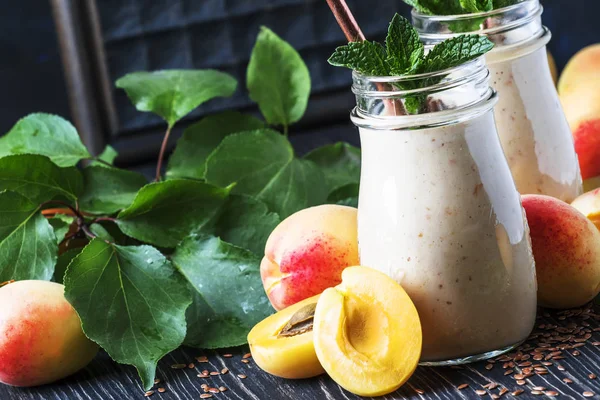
[247,295,325,379]
[313,266,422,397]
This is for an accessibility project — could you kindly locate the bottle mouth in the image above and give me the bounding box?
[351,56,492,122]
[411,0,544,53]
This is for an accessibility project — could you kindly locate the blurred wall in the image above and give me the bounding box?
[0,0,596,134]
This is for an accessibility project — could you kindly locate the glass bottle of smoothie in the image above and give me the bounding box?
[353,57,537,364]
[412,0,582,202]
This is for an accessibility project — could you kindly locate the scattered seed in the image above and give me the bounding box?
[197,374,209,378]
[219,387,227,392]
[517,380,526,385]
[504,370,514,376]
[210,372,220,376]
[200,395,213,399]
[583,392,595,398]
[196,356,208,363]
[208,388,220,394]
[592,342,600,346]
[157,388,166,393]
[241,359,250,364]
[243,353,252,359]
[573,351,581,356]
[188,363,195,369]
[485,364,494,370]
[144,391,154,397]
[557,365,566,371]
[545,391,559,397]
[518,361,532,367]
[221,368,229,375]
[414,388,425,395]
[499,388,508,396]
[533,386,546,391]
[202,370,209,375]
[154,379,161,385]
[237,374,247,379]
[512,389,524,396]
[223,354,233,358]
[591,373,598,380]
[491,395,500,399]
[457,384,469,390]
[488,382,499,390]
[531,390,543,395]
[475,389,487,396]
[201,384,208,389]
[171,364,186,369]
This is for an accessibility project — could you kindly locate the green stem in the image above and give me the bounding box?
[156,125,173,181]
[87,157,113,167]
[283,124,289,137]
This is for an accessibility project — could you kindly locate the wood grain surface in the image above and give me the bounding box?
[2,305,600,400]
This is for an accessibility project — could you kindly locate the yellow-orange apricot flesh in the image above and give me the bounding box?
[260,205,358,311]
[522,195,600,309]
[572,188,600,231]
[313,266,422,397]
[248,295,324,379]
[0,281,98,387]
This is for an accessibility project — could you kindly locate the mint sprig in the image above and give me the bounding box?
[328,14,494,114]
[405,0,520,15]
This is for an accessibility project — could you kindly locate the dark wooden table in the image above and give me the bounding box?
[3,304,600,400]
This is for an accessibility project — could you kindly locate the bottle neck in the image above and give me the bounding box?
[412,0,548,62]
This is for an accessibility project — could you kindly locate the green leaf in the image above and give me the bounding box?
[247,27,311,128]
[116,70,238,127]
[304,143,361,193]
[64,239,192,390]
[116,180,231,247]
[48,214,75,244]
[0,113,91,167]
[172,236,273,349]
[327,183,359,208]
[0,191,57,281]
[0,155,83,204]
[385,14,424,74]
[213,195,280,256]
[53,247,82,284]
[328,41,389,76]
[204,129,327,218]
[79,166,147,215]
[95,145,118,165]
[166,112,265,180]
[493,0,520,8]
[405,0,507,14]
[89,223,116,242]
[420,35,494,74]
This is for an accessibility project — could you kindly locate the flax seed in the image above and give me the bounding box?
[504,370,513,376]
[563,378,573,383]
[485,364,494,370]
[201,384,208,389]
[208,388,220,394]
[154,379,161,385]
[583,392,595,398]
[545,391,559,397]
[531,390,543,395]
[223,354,233,358]
[237,374,247,379]
[533,387,546,391]
[188,363,195,369]
[592,341,600,346]
[488,382,499,390]
[475,390,486,396]
[196,356,208,363]
[202,370,209,375]
[457,384,469,390]
[219,387,227,392]
[557,365,566,371]
[573,350,581,356]
[210,372,220,376]
[241,359,250,364]
[198,374,209,378]
[499,388,508,396]
[533,354,544,361]
[590,373,597,380]
[534,367,547,373]
[171,364,186,369]
[243,353,252,359]
[415,388,425,395]
[517,380,526,385]
[518,361,532,367]
[144,391,154,397]
[157,388,166,393]
[573,343,586,348]
[200,395,213,399]
[491,395,500,399]
[542,361,553,366]
[221,368,229,375]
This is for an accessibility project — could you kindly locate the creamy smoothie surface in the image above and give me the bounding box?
[487,47,582,202]
[358,111,537,361]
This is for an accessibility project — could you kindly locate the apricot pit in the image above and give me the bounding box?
[313,266,422,397]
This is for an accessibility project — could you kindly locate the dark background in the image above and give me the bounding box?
[0,0,594,172]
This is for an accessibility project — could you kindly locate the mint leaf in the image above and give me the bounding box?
[53,247,82,284]
[204,129,327,218]
[493,0,520,8]
[172,236,273,349]
[80,166,147,215]
[420,35,494,74]
[0,155,83,204]
[213,195,280,256]
[116,180,231,248]
[0,113,90,167]
[406,0,509,14]
[460,0,492,12]
[48,214,75,244]
[116,70,237,128]
[304,143,361,194]
[327,183,359,208]
[166,111,264,180]
[64,239,192,390]
[328,41,389,76]
[96,145,118,165]
[0,191,57,281]
[247,27,311,129]
[385,14,424,74]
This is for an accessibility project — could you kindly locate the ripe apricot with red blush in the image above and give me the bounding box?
[260,205,358,310]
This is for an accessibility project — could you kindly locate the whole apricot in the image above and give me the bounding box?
[313,266,422,397]
[522,195,600,309]
[248,295,324,379]
[0,280,98,387]
[260,205,358,310]
[572,188,600,231]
